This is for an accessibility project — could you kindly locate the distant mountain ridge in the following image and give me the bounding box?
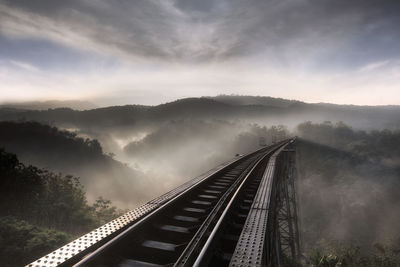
[209,95,400,109]
[0,100,97,111]
[0,96,399,130]
[206,95,301,108]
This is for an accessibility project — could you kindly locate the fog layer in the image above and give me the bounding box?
[0,97,399,256]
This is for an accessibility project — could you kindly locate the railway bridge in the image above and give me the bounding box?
[27,138,300,267]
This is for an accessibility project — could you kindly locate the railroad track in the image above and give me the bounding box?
[27,139,294,267]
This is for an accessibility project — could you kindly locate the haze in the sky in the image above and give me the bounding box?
[0,0,399,105]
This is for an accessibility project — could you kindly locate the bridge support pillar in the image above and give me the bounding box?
[269,143,301,266]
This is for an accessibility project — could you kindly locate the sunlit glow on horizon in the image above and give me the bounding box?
[0,0,400,106]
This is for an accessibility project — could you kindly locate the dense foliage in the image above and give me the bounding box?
[296,122,400,266]
[297,121,400,161]
[309,242,400,267]
[0,121,148,208]
[0,148,93,233]
[0,217,70,267]
[1,96,399,130]
[0,121,103,166]
[0,148,123,266]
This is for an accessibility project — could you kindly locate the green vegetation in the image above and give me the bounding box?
[297,121,400,160]
[0,118,398,266]
[0,120,148,208]
[0,148,123,266]
[296,122,400,266]
[309,242,400,267]
[0,217,70,267]
[0,121,104,166]
[2,96,400,132]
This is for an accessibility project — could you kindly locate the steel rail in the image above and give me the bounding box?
[229,142,291,267]
[74,143,282,266]
[192,141,290,267]
[27,143,281,267]
[72,142,286,266]
[174,146,278,267]
[192,156,267,267]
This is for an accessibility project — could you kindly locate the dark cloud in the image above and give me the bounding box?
[2,0,76,15]
[173,0,219,13]
[0,0,399,68]
[216,0,400,68]
[0,0,182,60]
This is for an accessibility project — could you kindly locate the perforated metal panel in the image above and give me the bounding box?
[229,146,286,267]
[26,203,157,267]
[26,151,254,267]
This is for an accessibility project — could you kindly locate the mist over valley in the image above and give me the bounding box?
[1,0,400,265]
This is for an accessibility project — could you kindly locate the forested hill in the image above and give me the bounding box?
[208,95,301,107]
[0,148,122,267]
[0,120,106,168]
[0,96,399,130]
[0,121,149,207]
[296,138,400,265]
[0,100,97,111]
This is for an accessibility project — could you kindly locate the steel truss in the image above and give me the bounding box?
[266,143,301,266]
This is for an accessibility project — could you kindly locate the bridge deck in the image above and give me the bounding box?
[229,147,283,267]
[26,139,295,267]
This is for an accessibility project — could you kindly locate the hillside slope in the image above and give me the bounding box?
[297,136,400,252]
[1,96,399,130]
[0,121,149,207]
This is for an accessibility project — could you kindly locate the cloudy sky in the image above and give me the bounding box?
[1,0,399,105]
